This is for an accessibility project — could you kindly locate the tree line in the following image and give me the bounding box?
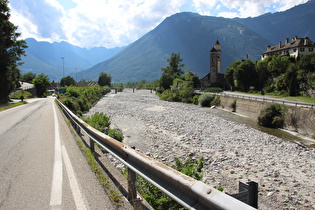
[225,54,315,96]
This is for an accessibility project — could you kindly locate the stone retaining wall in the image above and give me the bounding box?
[219,95,315,137]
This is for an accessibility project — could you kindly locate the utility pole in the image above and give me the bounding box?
[61,57,64,79]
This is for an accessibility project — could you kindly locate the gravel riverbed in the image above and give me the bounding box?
[87,89,315,209]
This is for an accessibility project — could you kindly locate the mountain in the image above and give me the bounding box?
[78,0,315,83]
[21,1,315,83]
[20,38,123,81]
[79,13,270,83]
[235,0,315,45]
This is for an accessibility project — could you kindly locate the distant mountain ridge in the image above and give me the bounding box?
[78,0,315,83]
[77,13,269,82]
[20,0,315,83]
[20,38,123,81]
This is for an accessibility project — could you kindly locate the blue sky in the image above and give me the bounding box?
[9,0,308,48]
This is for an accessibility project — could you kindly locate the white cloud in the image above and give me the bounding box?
[192,0,217,15]
[192,0,309,18]
[9,0,309,48]
[11,0,184,48]
[10,0,66,42]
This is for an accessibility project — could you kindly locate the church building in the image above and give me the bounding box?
[201,40,225,88]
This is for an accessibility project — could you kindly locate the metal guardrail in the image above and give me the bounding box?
[211,91,314,109]
[56,99,256,210]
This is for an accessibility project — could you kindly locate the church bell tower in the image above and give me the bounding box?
[210,40,222,85]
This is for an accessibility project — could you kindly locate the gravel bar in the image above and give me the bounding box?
[87,89,315,209]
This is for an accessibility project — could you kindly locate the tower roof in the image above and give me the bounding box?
[210,47,218,52]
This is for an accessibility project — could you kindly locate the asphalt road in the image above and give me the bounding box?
[0,97,117,210]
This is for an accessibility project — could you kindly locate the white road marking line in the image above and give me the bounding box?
[50,101,63,207]
[62,145,87,210]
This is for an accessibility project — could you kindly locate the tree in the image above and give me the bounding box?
[267,56,290,77]
[159,53,184,90]
[232,59,257,91]
[32,74,51,97]
[225,60,241,91]
[60,76,76,87]
[256,57,272,90]
[297,53,315,92]
[98,72,112,86]
[184,70,200,89]
[21,72,36,83]
[0,0,27,103]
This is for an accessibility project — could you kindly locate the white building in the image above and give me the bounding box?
[261,36,315,60]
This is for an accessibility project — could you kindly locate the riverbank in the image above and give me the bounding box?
[219,93,315,138]
[87,89,315,209]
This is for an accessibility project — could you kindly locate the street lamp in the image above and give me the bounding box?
[75,68,77,83]
[61,57,64,79]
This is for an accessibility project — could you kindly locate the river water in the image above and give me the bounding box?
[185,104,315,147]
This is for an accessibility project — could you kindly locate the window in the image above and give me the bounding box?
[293,48,296,52]
[309,48,314,52]
[300,48,305,52]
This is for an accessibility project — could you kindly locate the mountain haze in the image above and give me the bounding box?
[20,38,123,81]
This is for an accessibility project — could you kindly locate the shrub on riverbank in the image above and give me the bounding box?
[59,86,110,115]
[198,93,220,107]
[258,103,286,128]
[136,156,204,209]
[83,112,124,142]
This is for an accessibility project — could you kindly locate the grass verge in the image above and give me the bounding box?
[0,101,27,111]
[65,120,122,206]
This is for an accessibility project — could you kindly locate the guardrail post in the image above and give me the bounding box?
[247,181,258,208]
[90,137,95,153]
[230,181,258,208]
[127,167,141,209]
[75,124,80,134]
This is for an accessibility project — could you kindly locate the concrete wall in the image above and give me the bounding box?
[219,95,315,137]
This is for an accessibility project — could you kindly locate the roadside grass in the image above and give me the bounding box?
[0,101,27,111]
[65,120,122,206]
[10,90,33,99]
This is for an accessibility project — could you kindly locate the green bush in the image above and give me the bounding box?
[83,112,124,142]
[258,103,286,128]
[214,185,224,192]
[211,95,221,106]
[108,128,124,142]
[204,87,223,93]
[84,112,111,133]
[159,89,173,101]
[60,86,110,114]
[192,95,199,105]
[63,97,81,114]
[198,93,215,107]
[136,156,204,209]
